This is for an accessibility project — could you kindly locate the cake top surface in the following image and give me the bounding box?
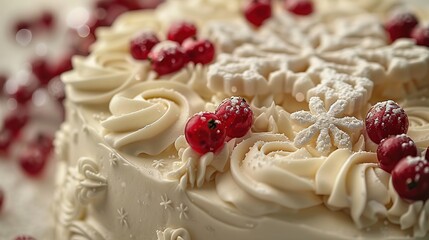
[60,0,429,238]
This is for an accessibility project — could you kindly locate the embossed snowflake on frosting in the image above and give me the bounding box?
[117,208,129,228]
[290,97,363,155]
[307,69,373,115]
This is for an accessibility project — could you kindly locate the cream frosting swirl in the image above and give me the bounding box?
[216,133,324,216]
[69,221,105,240]
[102,81,205,156]
[62,52,147,105]
[167,136,232,189]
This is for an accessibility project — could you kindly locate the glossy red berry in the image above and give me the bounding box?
[411,26,429,47]
[10,85,36,104]
[392,156,429,201]
[215,97,253,138]
[34,133,54,155]
[185,112,226,154]
[284,0,314,16]
[130,32,160,60]
[377,134,417,173]
[39,11,55,30]
[365,100,408,144]
[167,21,197,44]
[150,45,187,76]
[385,12,419,43]
[244,0,272,27]
[0,188,4,212]
[183,39,216,65]
[19,145,49,177]
[3,109,29,134]
[31,58,54,85]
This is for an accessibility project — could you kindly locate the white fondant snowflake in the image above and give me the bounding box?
[152,160,165,170]
[307,69,373,115]
[117,208,129,228]
[160,194,172,210]
[290,97,363,155]
[176,203,189,220]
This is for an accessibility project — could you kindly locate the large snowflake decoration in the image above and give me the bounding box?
[290,97,363,155]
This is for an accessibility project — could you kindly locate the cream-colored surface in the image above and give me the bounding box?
[53,0,429,240]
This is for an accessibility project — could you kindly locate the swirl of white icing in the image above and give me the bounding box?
[217,133,324,216]
[76,157,107,205]
[387,179,429,237]
[315,149,390,228]
[101,81,205,156]
[167,136,232,189]
[54,123,71,162]
[404,106,429,148]
[251,103,295,140]
[62,52,147,105]
[92,10,165,54]
[69,221,105,240]
[156,227,191,240]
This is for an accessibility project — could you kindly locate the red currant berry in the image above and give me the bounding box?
[34,133,54,155]
[15,236,36,240]
[39,11,55,30]
[150,44,187,76]
[244,0,272,27]
[411,26,429,47]
[3,109,29,134]
[183,39,215,65]
[365,100,408,144]
[215,97,253,138]
[392,156,429,201]
[0,130,14,154]
[14,21,32,34]
[0,188,3,212]
[130,31,160,60]
[31,58,54,85]
[185,112,226,154]
[167,21,197,44]
[284,0,314,16]
[19,145,49,177]
[10,85,36,104]
[377,134,417,173]
[385,12,419,43]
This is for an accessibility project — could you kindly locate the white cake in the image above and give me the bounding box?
[53,0,429,239]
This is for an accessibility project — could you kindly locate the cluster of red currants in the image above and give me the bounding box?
[244,0,314,27]
[185,97,254,155]
[365,100,429,201]
[385,12,429,47]
[130,21,215,76]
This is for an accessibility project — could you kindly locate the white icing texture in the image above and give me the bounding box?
[76,157,107,205]
[102,81,205,156]
[156,227,191,240]
[291,97,363,155]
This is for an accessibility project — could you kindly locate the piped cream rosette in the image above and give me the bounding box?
[101,81,205,156]
[62,52,147,105]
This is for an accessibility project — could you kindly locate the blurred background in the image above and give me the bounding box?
[0,0,428,239]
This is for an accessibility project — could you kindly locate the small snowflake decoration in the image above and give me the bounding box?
[109,152,119,167]
[176,203,189,220]
[290,97,363,155]
[160,194,172,210]
[117,208,129,228]
[152,159,165,169]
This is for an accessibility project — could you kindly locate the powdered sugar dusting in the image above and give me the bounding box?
[291,97,363,155]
